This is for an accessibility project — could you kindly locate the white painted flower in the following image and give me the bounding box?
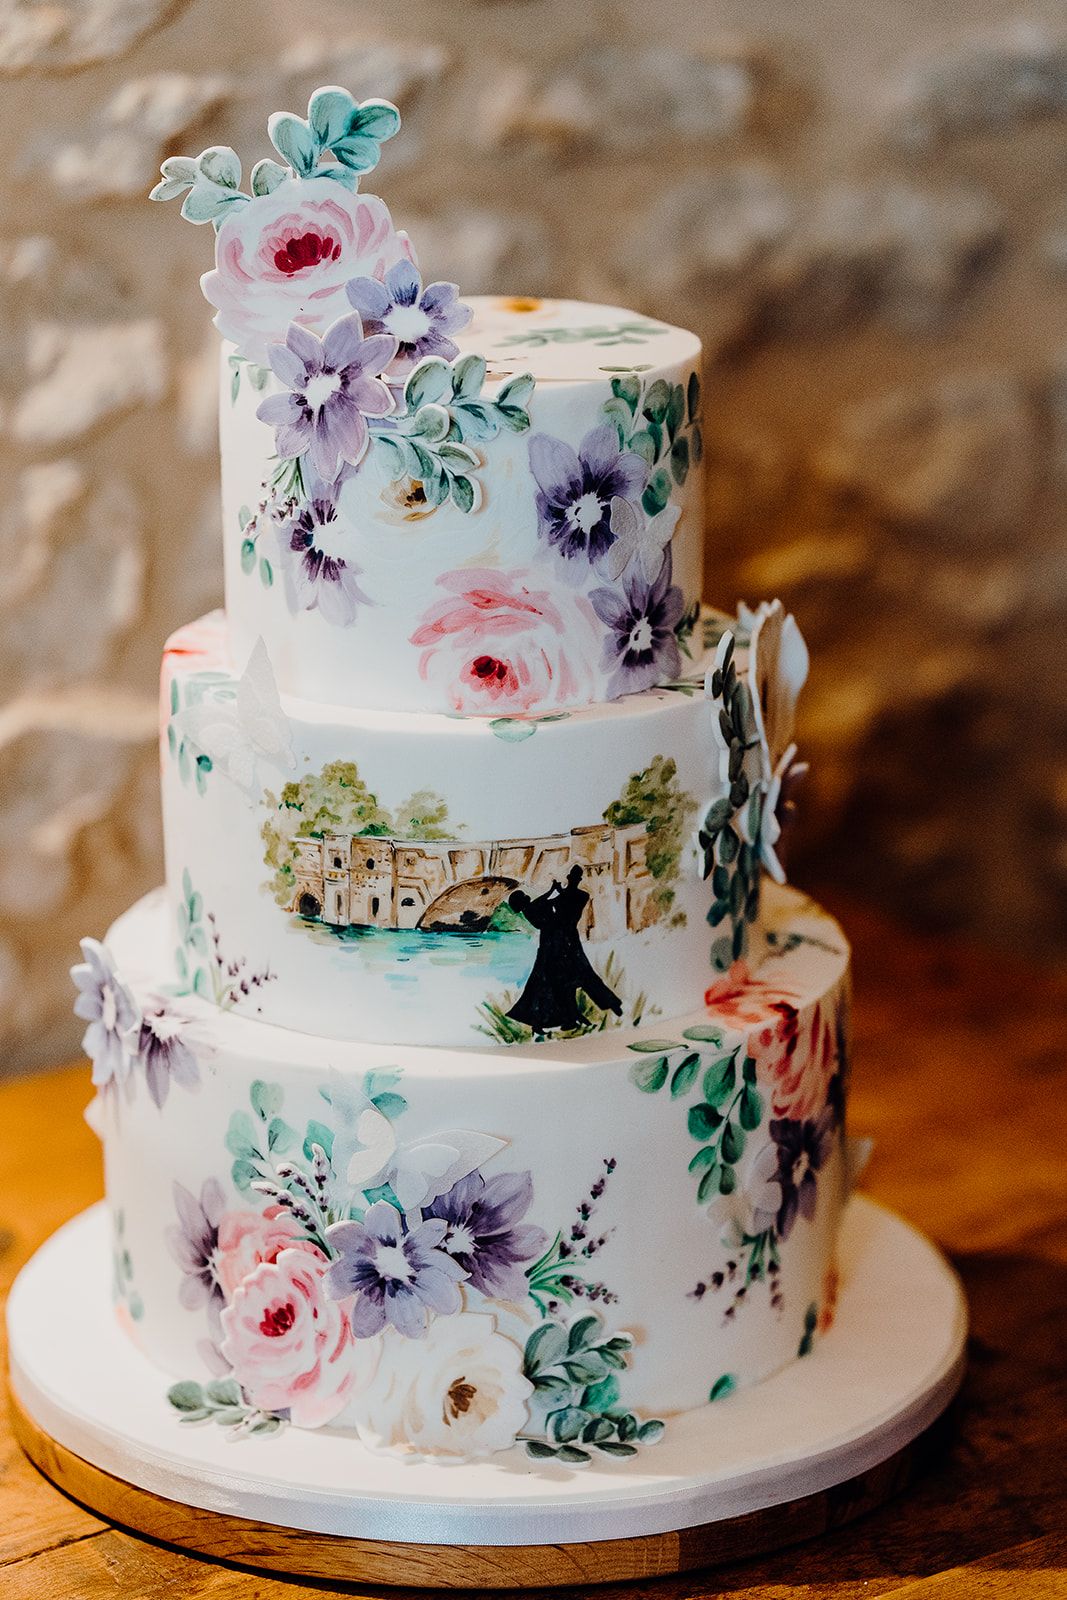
[351,1311,532,1460]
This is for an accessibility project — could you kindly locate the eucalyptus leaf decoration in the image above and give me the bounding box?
[602,367,702,515]
[149,85,402,227]
[522,1314,665,1463]
[376,355,536,514]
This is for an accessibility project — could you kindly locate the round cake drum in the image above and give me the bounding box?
[8,1194,966,1588]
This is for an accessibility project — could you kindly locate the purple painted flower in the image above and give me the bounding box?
[589,548,685,696]
[427,1170,548,1301]
[135,1004,199,1110]
[528,425,647,566]
[166,1177,226,1316]
[275,479,370,627]
[769,1108,835,1241]
[345,261,472,377]
[256,313,398,482]
[325,1201,467,1339]
[70,938,140,1091]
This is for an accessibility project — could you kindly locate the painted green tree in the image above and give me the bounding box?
[261,761,452,908]
[603,755,696,918]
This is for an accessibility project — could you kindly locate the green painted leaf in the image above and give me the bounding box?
[721,1119,746,1164]
[168,1380,206,1412]
[718,1162,737,1195]
[688,1144,718,1173]
[240,539,256,575]
[497,372,535,408]
[303,1120,334,1163]
[597,1440,638,1458]
[349,99,402,142]
[250,1080,282,1121]
[197,146,241,189]
[670,1052,701,1097]
[582,1415,615,1443]
[687,369,701,424]
[703,1054,736,1107]
[206,1377,243,1408]
[643,378,671,423]
[582,1375,621,1412]
[268,112,317,175]
[250,157,288,196]
[548,1406,588,1444]
[697,1164,720,1205]
[556,1444,592,1464]
[567,1314,601,1353]
[230,1157,259,1193]
[405,357,452,410]
[525,1322,568,1372]
[628,1038,680,1052]
[629,1055,668,1093]
[453,353,487,398]
[525,1439,558,1459]
[739,1082,763,1131]
[450,473,476,513]
[308,86,355,144]
[670,435,690,485]
[267,1116,296,1154]
[709,1373,736,1402]
[259,557,273,587]
[225,1110,258,1160]
[610,372,641,414]
[495,402,530,433]
[628,428,657,466]
[666,383,685,442]
[681,1024,723,1044]
[637,1418,665,1443]
[489,717,537,742]
[212,1407,248,1427]
[688,1102,721,1141]
[642,468,672,516]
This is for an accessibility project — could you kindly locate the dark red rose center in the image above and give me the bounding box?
[273,231,341,275]
[260,1301,296,1338]
[472,655,508,682]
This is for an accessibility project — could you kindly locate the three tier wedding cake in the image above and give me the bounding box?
[71,85,851,1466]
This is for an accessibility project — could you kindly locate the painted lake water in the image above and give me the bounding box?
[299,919,537,1001]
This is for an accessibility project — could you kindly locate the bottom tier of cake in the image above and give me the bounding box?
[85,882,850,1466]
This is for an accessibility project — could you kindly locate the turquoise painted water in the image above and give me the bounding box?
[300,919,536,998]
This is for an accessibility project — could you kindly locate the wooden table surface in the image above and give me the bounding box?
[2,894,1066,1599]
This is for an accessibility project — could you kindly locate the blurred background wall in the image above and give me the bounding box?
[1,0,1066,1073]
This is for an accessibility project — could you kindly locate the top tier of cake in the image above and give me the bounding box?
[221,292,704,716]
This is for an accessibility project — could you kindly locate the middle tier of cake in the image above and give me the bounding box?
[162,612,732,1048]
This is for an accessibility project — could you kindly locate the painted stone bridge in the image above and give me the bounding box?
[288,821,661,942]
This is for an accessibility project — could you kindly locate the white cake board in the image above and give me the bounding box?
[8,1195,966,1587]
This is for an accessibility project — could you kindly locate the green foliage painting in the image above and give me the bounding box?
[602,755,696,918]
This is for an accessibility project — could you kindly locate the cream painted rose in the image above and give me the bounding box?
[410,567,601,715]
[351,1311,532,1459]
[219,1248,356,1428]
[214,1206,323,1301]
[202,177,415,366]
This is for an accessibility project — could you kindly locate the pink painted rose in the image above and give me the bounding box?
[410,567,601,715]
[704,962,840,1122]
[219,1248,356,1428]
[214,1206,324,1302]
[202,177,415,366]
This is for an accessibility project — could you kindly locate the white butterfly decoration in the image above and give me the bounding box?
[323,1071,507,1214]
[594,495,681,584]
[175,637,295,795]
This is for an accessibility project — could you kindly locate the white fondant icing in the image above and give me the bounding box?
[94,880,850,1439]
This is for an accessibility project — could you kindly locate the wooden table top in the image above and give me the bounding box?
[2,893,1066,1599]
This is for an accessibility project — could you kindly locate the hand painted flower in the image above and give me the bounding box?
[410,567,601,714]
[589,548,685,697]
[346,260,472,377]
[220,1249,356,1428]
[744,1139,784,1236]
[71,938,140,1091]
[325,1201,467,1339]
[528,425,647,566]
[257,315,397,482]
[214,1205,325,1302]
[274,478,370,628]
[166,1177,226,1314]
[769,1109,835,1240]
[427,1170,548,1301]
[705,963,843,1124]
[134,1004,199,1110]
[202,177,415,366]
[350,1312,532,1459]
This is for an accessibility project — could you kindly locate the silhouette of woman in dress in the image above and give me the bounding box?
[506,865,623,1034]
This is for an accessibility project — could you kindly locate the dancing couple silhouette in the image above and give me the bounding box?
[505,865,623,1034]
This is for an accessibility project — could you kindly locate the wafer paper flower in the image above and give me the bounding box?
[274,478,370,627]
[325,1201,467,1339]
[595,496,681,583]
[528,425,647,566]
[411,566,601,713]
[350,1312,532,1459]
[427,1170,548,1301]
[71,938,140,1091]
[589,548,685,696]
[769,1109,835,1240]
[345,261,472,377]
[202,177,414,365]
[257,314,397,482]
[220,1249,356,1428]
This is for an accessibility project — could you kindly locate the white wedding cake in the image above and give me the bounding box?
[71,86,851,1467]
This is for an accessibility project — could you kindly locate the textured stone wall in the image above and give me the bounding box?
[2,0,1066,1073]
